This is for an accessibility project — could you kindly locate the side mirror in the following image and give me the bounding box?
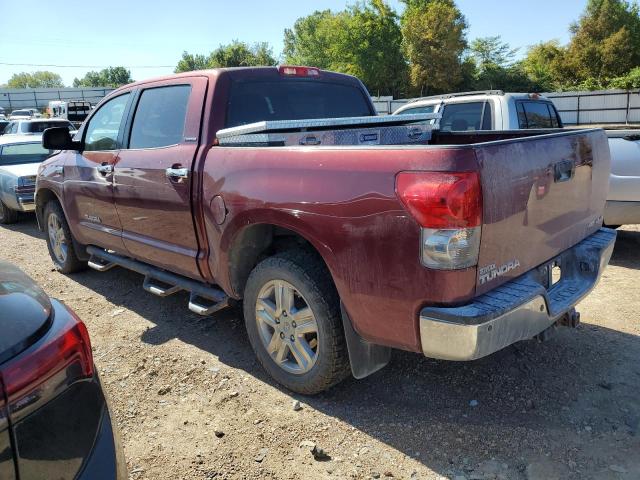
[42,127,80,151]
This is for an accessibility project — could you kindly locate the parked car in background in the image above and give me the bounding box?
[0,135,52,224]
[8,109,33,120]
[0,261,126,479]
[394,90,640,227]
[3,118,76,136]
[0,120,9,134]
[37,67,615,394]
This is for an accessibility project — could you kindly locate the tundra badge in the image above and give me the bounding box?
[479,259,521,285]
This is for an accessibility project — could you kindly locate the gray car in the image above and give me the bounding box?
[0,135,53,224]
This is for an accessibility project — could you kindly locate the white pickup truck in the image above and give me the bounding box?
[394,91,640,227]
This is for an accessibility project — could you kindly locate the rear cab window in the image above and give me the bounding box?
[516,101,562,129]
[225,79,373,127]
[439,101,492,131]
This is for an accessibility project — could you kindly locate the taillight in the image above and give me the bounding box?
[396,171,482,270]
[278,65,321,77]
[2,304,93,418]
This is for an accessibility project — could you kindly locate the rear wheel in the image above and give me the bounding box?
[0,201,18,225]
[44,202,86,273]
[243,251,350,394]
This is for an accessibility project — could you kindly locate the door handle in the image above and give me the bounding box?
[554,160,574,183]
[96,163,113,175]
[165,167,189,180]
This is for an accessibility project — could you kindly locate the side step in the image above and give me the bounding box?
[88,255,116,272]
[86,246,231,316]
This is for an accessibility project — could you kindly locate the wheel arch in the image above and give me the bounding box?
[224,219,337,300]
[35,187,62,230]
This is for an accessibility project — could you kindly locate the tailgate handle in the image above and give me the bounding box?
[554,160,574,183]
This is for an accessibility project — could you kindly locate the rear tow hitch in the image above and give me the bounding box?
[558,307,581,328]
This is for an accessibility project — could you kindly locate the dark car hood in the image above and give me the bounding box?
[0,261,52,364]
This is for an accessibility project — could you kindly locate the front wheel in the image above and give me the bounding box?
[243,251,350,395]
[44,202,86,273]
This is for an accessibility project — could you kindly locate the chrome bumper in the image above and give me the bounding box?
[16,194,35,212]
[419,228,617,361]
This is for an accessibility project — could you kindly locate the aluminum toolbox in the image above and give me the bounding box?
[216,113,440,147]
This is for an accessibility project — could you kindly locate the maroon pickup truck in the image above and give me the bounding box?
[36,66,616,394]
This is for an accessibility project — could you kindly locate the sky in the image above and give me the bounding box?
[0,0,588,87]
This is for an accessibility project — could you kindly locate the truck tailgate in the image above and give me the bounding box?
[475,129,610,294]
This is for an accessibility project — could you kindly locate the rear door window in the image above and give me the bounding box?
[440,102,492,131]
[128,85,191,149]
[517,101,560,129]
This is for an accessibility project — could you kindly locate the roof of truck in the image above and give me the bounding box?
[108,66,363,97]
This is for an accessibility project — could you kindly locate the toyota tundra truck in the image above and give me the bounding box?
[36,66,616,394]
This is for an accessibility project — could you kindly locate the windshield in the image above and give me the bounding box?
[20,121,74,134]
[11,110,31,116]
[0,142,53,165]
[226,79,373,127]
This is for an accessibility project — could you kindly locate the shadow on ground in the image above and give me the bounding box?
[8,218,640,479]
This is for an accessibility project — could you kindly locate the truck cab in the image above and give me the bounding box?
[394,90,563,131]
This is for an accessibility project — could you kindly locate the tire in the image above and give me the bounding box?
[43,201,87,273]
[0,201,18,225]
[243,250,350,395]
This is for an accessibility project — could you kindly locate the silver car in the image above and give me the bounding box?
[0,135,53,224]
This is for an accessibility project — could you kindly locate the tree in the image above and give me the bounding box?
[283,1,407,96]
[175,40,277,73]
[73,67,133,88]
[400,0,468,95]
[175,52,209,73]
[7,71,64,88]
[521,40,566,91]
[465,36,518,89]
[563,0,640,85]
[284,10,335,69]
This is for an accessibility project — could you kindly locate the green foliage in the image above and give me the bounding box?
[283,1,407,96]
[7,71,64,88]
[521,41,566,91]
[175,40,277,73]
[400,0,468,95]
[607,66,640,88]
[73,67,133,88]
[563,0,640,85]
[284,10,335,69]
[168,0,640,96]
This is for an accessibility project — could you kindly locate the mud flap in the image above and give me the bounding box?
[341,302,391,379]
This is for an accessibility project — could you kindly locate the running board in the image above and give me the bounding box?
[86,246,230,316]
[87,256,116,272]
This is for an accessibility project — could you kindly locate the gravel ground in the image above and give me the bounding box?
[1,217,639,480]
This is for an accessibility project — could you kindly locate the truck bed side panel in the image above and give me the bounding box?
[199,146,478,352]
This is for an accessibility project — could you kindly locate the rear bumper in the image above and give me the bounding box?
[604,200,640,226]
[419,228,616,361]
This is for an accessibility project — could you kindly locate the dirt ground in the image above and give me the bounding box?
[1,217,639,480]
